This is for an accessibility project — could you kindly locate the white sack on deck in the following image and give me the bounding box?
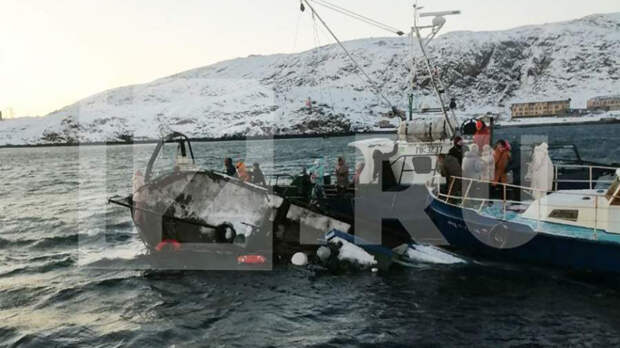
[462,144,482,180]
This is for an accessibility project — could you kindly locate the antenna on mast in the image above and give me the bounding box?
[410,1,461,137]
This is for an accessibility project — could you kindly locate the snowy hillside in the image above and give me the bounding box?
[1,13,619,145]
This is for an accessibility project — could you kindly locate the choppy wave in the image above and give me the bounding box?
[1,132,620,346]
[0,255,75,278]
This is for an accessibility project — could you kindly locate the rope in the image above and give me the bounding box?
[301,0,395,111]
[311,16,338,113]
[292,10,303,51]
[309,0,404,36]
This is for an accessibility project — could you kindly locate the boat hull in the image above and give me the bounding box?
[119,170,357,267]
[321,184,444,244]
[425,197,620,274]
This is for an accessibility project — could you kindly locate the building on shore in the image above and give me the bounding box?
[510,99,571,118]
[375,119,396,129]
[587,95,620,111]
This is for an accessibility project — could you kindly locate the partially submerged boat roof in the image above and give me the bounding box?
[348,138,394,148]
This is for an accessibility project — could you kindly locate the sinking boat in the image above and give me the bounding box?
[109,132,358,269]
[425,162,620,273]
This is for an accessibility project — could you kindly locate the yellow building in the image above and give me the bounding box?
[510,99,571,118]
[376,119,395,128]
[587,95,620,111]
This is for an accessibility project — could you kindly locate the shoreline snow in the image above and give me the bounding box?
[1,12,618,146]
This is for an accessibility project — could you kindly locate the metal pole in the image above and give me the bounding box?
[462,179,472,207]
[594,193,598,240]
[408,94,413,121]
[412,10,455,137]
[503,184,507,220]
[537,193,541,231]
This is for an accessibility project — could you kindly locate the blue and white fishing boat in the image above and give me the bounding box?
[425,165,620,273]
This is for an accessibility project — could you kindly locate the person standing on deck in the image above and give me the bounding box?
[438,153,462,197]
[480,145,495,182]
[449,98,457,110]
[309,159,325,186]
[251,162,266,186]
[526,143,554,199]
[473,120,491,149]
[236,162,250,182]
[493,140,511,186]
[335,157,349,193]
[309,159,326,205]
[462,144,483,181]
[479,144,495,199]
[224,158,237,177]
[353,162,365,186]
[448,136,466,165]
[372,142,399,187]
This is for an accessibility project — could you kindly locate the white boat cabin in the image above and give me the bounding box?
[349,116,456,186]
[522,169,620,233]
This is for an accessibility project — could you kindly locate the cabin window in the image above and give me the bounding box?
[548,209,579,222]
[412,156,432,174]
[149,142,180,180]
[548,147,578,163]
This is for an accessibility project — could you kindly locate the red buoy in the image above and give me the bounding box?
[155,239,181,252]
[237,255,266,264]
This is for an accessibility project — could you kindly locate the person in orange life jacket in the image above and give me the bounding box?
[493,140,511,186]
[236,162,250,182]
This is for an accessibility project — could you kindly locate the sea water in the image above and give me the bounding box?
[1,124,620,346]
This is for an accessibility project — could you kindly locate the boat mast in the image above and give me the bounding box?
[407,30,416,122]
[411,2,460,137]
[301,0,395,112]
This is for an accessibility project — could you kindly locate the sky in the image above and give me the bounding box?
[1,0,618,118]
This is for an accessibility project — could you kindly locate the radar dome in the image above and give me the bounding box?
[432,16,446,28]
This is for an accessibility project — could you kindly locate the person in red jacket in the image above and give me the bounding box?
[473,120,490,150]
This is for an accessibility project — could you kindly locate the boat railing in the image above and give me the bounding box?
[429,173,619,234]
[390,154,436,185]
[389,154,617,188]
[430,175,545,217]
[553,164,618,190]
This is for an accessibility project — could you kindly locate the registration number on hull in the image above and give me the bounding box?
[415,144,445,155]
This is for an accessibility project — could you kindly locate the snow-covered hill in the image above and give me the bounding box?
[1,13,619,145]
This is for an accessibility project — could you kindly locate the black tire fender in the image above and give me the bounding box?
[215,222,236,243]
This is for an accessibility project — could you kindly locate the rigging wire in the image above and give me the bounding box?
[318,23,338,113]
[292,9,303,51]
[311,16,337,113]
[309,0,405,36]
[301,0,396,112]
